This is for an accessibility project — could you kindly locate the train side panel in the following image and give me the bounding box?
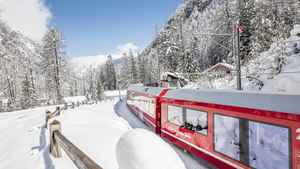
[161,90,300,169]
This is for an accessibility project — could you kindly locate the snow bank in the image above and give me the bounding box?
[116,129,186,169]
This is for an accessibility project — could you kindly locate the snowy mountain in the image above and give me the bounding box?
[69,54,123,77]
[0,21,42,61]
[141,0,214,65]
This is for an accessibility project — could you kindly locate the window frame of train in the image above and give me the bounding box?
[213,113,292,169]
[167,104,208,137]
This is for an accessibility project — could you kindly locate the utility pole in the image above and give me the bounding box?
[235,27,242,90]
[195,23,242,90]
[154,22,161,87]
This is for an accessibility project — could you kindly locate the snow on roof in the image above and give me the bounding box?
[160,72,185,80]
[201,63,235,74]
[128,85,167,96]
[163,89,300,115]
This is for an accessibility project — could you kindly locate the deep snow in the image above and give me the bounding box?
[0,90,206,169]
[116,129,186,169]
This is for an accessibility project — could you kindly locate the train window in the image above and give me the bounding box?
[139,95,143,111]
[134,94,139,107]
[168,105,183,126]
[149,99,156,117]
[214,114,240,161]
[145,98,149,112]
[248,121,290,169]
[186,109,208,136]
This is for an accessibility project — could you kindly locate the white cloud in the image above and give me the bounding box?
[116,43,139,55]
[70,43,140,75]
[0,0,52,41]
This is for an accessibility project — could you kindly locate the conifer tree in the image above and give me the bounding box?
[96,78,105,100]
[20,74,36,109]
[105,55,117,90]
[87,64,97,100]
[129,49,139,83]
[120,52,130,88]
[41,27,68,104]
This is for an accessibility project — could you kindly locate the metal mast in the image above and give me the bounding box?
[154,22,161,87]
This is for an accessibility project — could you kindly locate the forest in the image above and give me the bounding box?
[1,0,300,112]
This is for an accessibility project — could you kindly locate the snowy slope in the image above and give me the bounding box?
[0,94,130,169]
[0,90,205,169]
[193,25,300,92]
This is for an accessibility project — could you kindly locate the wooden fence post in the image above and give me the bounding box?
[105,99,106,102]
[50,120,62,158]
[57,107,60,116]
[45,111,51,129]
[100,100,101,103]
[72,102,75,109]
[82,101,84,105]
[65,103,68,110]
[77,101,79,107]
[96,100,97,104]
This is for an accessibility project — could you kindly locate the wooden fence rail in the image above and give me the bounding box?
[45,98,115,169]
[50,120,102,169]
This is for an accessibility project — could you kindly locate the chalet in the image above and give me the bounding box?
[160,72,186,88]
[200,62,235,76]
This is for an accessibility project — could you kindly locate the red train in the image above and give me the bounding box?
[126,85,300,169]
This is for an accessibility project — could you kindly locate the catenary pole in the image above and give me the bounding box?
[235,27,242,90]
[154,22,161,87]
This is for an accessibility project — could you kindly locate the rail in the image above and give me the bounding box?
[50,120,102,169]
[45,97,115,168]
[45,98,114,127]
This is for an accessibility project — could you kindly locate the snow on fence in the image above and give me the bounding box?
[45,98,115,169]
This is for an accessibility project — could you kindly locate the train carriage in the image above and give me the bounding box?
[161,89,300,169]
[126,85,168,134]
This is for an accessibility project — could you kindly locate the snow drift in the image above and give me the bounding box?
[116,128,186,169]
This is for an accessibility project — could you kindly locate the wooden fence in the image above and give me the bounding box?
[45,98,115,169]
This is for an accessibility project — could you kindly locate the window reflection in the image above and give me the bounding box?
[248,121,289,169]
[168,105,183,126]
[186,109,208,135]
[214,114,240,161]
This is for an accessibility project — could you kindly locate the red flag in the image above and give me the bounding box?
[234,23,242,35]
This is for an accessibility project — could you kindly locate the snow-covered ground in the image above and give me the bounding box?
[0,90,207,169]
[194,25,300,92]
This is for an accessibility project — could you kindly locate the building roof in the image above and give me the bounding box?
[160,72,185,81]
[201,63,235,74]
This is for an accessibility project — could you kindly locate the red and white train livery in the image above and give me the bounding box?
[126,85,300,169]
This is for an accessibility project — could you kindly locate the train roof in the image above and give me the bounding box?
[127,85,168,96]
[163,89,300,114]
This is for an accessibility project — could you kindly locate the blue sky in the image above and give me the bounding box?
[45,0,183,58]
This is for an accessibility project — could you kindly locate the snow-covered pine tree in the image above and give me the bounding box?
[120,52,130,88]
[250,0,273,58]
[41,27,69,104]
[96,78,105,100]
[137,52,145,84]
[267,40,289,79]
[129,50,139,84]
[105,55,117,90]
[87,64,97,100]
[239,0,255,64]
[20,74,36,109]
